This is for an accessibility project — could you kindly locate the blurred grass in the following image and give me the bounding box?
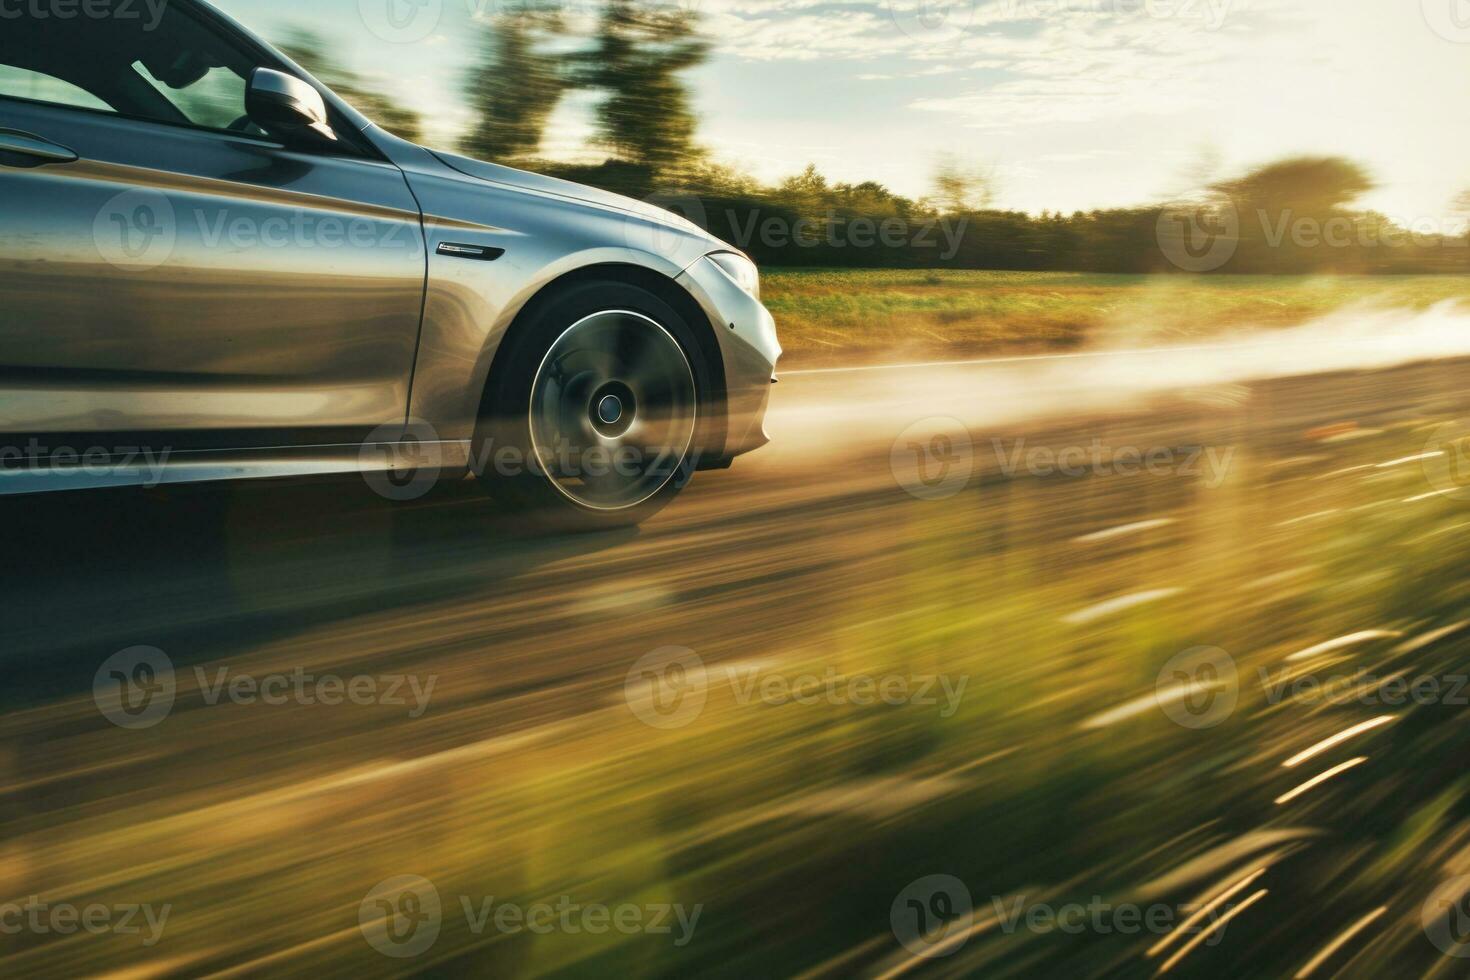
[9,365,1470,975]
[764,270,1470,366]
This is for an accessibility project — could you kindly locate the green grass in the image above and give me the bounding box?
[763,270,1470,366]
[13,368,1470,977]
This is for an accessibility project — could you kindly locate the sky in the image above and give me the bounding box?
[217,0,1470,225]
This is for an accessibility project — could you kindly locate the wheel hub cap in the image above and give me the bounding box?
[596,394,624,425]
[529,310,697,512]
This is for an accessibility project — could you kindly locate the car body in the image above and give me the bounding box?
[0,0,779,527]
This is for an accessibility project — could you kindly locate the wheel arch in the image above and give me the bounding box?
[476,262,729,456]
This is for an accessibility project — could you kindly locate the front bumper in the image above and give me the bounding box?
[676,255,782,460]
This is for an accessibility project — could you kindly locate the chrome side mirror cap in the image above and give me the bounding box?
[246,68,338,143]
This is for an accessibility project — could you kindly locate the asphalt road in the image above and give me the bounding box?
[4,347,1470,977]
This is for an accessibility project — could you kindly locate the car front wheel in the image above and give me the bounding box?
[477,279,710,532]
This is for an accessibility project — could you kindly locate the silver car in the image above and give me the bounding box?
[0,0,779,530]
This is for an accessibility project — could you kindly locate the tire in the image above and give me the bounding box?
[475,278,711,533]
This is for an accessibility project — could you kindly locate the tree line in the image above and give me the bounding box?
[284,6,1469,274]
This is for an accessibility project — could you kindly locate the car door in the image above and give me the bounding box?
[0,5,426,455]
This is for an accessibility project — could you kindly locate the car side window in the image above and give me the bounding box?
[0,66,115,113]
[132,59,250,132]
[0,7,259,136]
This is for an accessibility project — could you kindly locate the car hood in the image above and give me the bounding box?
[429,150,717,244]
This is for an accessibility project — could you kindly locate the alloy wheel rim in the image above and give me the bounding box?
[528,310,697,511]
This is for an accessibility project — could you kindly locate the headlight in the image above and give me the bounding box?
[707,251,760,301]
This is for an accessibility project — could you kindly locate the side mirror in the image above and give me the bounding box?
[246,68,337,143]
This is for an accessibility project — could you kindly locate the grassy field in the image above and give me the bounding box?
[10,361,1470,976]
[763,270,1470,366]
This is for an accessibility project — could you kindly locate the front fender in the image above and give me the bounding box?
[398,156,716,445]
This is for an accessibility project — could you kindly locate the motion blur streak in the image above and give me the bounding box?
[1156,888,1269,973]
[1282,717,1394,769]
[1274,759,1370,806]
[1145,867,1267,958]
[10,322,1470,975]
[762,302,1470,460]
[1293,905,1387,978]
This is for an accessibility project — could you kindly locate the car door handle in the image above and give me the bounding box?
[0,129,79,165]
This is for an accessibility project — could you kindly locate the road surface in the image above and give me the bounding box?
[3,346,1470,977]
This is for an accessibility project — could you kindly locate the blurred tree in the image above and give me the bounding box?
[672,159,763,198]
[778,164,828,206]
[1211,156,1374,216]
[577,0,709,189]
[1453,189,1470,237]
[461,4,568,163]
[930,155,995,214]
[1210,156,1375,272]
[776,164,833,240]
[279,28,422,143]
[832,181,912,220]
